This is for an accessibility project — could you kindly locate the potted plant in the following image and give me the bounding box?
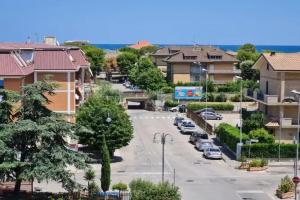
[276,176,294,199]
[247,158,268,171]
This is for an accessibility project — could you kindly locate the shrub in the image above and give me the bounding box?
[130,179,181,200]
[164,100,179,107]
[249,159,268,167]
[230,93,252,102]
[242,112,265,134]
[203,93,215,102]
[249,128,275,144]
[215,123,249,152]
[241,143,299,158]
[112,182,128,191]
[161,86,174,94]
[200,80,215,92]
[215,93,227,102]
[278,176,294,193]
[187,103,234,111]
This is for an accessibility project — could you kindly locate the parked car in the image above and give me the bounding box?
[181,124,196,134]
[195,139,213,151]
[203,147,222,159]
[201,112,223,120]
[194,108,215,114]
[189,131,209,144]
[178,120,191,129]
[170,104,186,112]
[124,82,131,88]
[174,116,184,126]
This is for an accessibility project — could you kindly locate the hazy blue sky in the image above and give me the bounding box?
[0,0,299,45]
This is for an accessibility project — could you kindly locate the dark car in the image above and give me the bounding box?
[189,131,209,144]
[194,108,215,115]
[173,116,184,126]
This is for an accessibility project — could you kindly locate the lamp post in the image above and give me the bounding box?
[291,90,300,200]
[153,132,173,182]
[235,76,243,160]
[202,68,208,133]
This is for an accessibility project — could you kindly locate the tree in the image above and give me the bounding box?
[139,46,158,55]
[249,128,275,143]
[117,52,138,74]
[84,168,96,197]
[242,112,265,134]
[76,84,133,155]
[237,43,259,63]
[81,45,105,75]
[0,90,19,124]
[240,60,260,80]
[119,47,141,57]
[101,137,111,192]
[136,68,166,91]
[200,80,215,92]
[0,81,88,193]
[112,182,128,191]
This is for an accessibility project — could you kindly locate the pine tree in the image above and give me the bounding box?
[0,81,88,193]
[100,136,111,192]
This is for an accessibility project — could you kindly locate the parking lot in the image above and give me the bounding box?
[206,112,241,129]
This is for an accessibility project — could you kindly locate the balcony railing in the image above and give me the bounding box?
[207,69,241,74]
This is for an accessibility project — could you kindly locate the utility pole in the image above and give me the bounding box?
[153,132,173,182]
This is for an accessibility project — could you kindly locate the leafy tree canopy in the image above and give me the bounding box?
[81,46,105,75]
[100,137,111,192]
[76,84,133,155]
[117,52,138,75]
[0,81,87,192]
[240,60,260,80]
[136,68,166,91]
[249,128,275,143]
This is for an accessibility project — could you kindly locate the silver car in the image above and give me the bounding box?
[181,124,196,134]
[203,147,222,159]
[201,112,223,120]
[195,139,213,151]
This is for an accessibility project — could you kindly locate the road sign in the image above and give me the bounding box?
[293,176,300,184]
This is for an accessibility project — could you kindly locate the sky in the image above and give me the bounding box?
[0,0,300,45]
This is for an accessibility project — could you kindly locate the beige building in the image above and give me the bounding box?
[246,52,300,142]
[151,46,239,84]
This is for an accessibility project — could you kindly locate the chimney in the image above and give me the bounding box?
[44,36,58,46]
[270,52,276,56]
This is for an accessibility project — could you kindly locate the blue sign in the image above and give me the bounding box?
[0,80,3,89]
[174,86,203,100]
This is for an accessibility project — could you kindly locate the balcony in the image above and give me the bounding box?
[245,89,298,106]
[207,69,241,74]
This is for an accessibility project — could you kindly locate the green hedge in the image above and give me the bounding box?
[215,123,249,152]
[242,143,299,158]
[164,100,179,107]
[187,102,234,111]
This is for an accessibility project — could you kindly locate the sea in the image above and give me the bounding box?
[93,44,300,53]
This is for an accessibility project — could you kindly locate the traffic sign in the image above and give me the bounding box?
[293,176,300,184]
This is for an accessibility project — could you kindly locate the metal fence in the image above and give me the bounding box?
[96,191,131,200]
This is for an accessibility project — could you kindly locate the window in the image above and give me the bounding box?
[266,81,269,95]
[267,63,270,70]
[190,64,206,82]
[0,79,3,89]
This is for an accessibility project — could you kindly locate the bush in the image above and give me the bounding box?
[249,159,268,167]
[215,123,249,152]
[164,100,179,107]
[200,80,215,92]
[230,93,252,102]
[249,128,275,143]
[278,176,294,193]
[243,112,265,134]
[203,93,215,102]
[187,103,234,111]
[242,143,299,158]
[130,179,181,200]
[215,93,227,102]
[112,182,128,191]
[161,86,174,94]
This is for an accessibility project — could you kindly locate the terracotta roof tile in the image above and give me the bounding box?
[261,52,300,71]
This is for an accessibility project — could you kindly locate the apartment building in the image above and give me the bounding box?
[151,46,239,84]
[246,52,300,142]
[0,43,91,122]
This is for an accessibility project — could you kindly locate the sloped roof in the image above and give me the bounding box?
[154,46,237,63]
[129,40,151,49]
[254,52,300,71]
[0,43,90,76]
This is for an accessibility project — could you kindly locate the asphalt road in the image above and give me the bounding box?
[111,110,294,200]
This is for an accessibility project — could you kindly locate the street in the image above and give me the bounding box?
[112,110,294,200]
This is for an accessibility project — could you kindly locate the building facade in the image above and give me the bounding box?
[246,52,300,142]
[151,46,239,84]
[0,43,91,122]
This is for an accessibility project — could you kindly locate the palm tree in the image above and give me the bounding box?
[84,168,96,197]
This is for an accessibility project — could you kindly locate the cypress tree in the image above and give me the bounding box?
[101,136,111,192]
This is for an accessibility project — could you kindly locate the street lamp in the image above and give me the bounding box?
[106,112,112,123]
[291,89,300,200]
[153,132,173,182]
[202,68,208,133]
[235,75,243,160]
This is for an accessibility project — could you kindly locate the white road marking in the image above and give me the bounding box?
[236,190,265,193]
